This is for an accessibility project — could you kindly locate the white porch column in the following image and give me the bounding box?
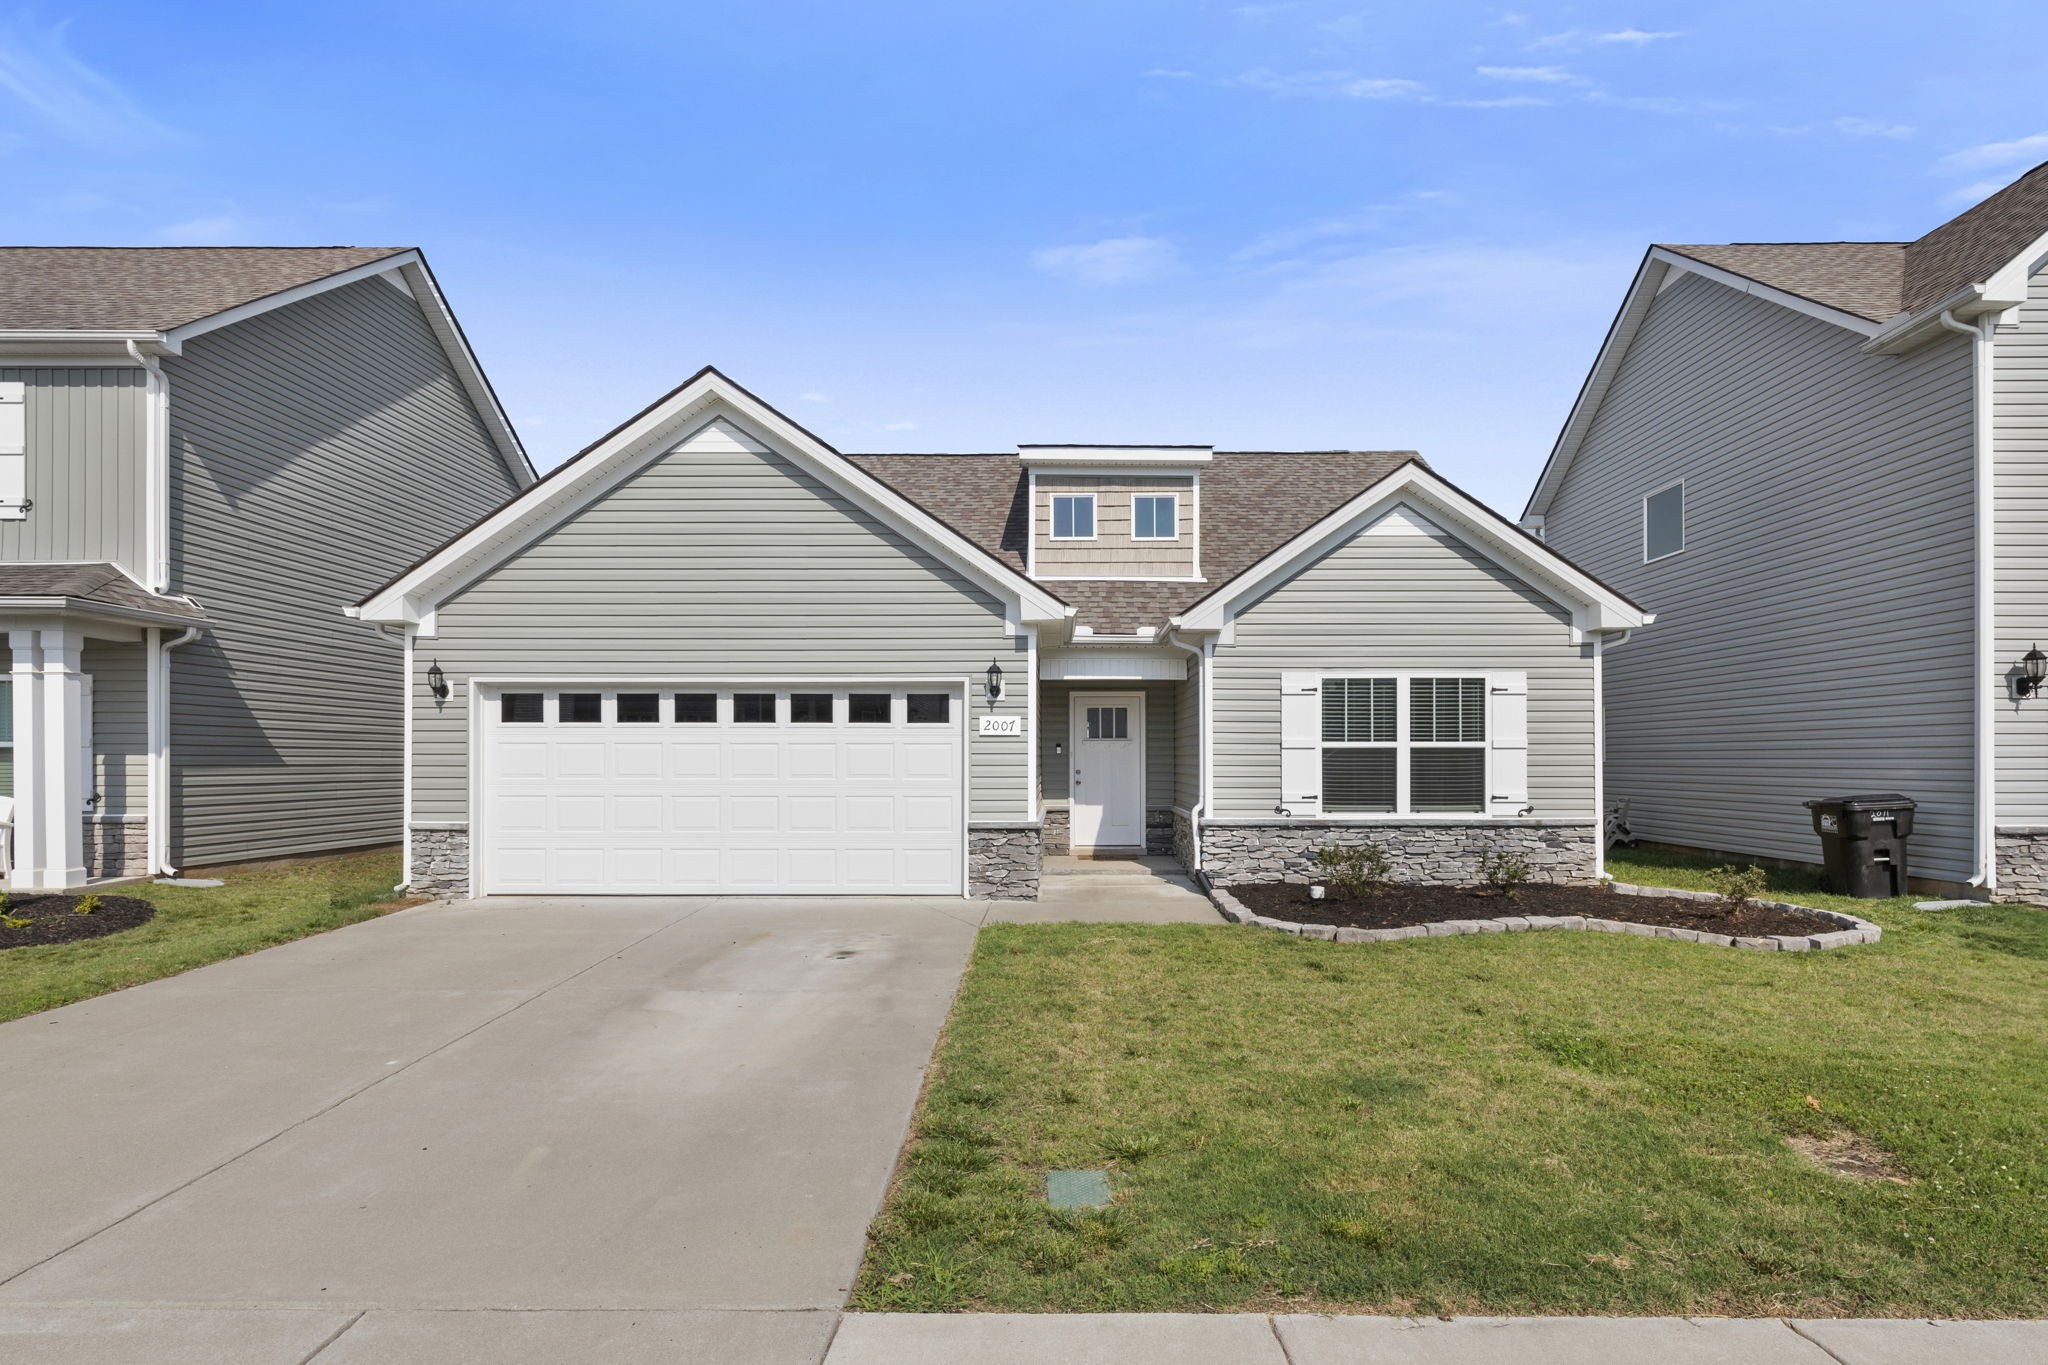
[9,628,43,890]
[39,627,86,888]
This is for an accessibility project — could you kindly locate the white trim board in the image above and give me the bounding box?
[355,368,1070,630]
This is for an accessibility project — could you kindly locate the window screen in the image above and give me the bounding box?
[1323,749,1396,813]
[500,692,543,723]
[1410,678,1485,742]
[733,692,776,723]
[1322,678,1395,743]
[1644,483,1684,561]
[1411,749,1485,812]
[617,693,659,723]
[559,693,602,723]
[790,693,833,724]
[1051,495,1095,538]
[1133,494,1176,539]
[674,693,716,723]
[907,693,950,724]
[849,693,891,724]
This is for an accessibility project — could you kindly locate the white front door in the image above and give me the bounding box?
[1069,691,1143,850]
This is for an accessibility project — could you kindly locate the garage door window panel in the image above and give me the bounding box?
[675,693,716,724]
[850,693,891,724]
[734,692,776,724]
[501,692,543,724]
[791,693,834,724]
[907,693,949,724]
[560,693,602,724]
[618,693,660,724]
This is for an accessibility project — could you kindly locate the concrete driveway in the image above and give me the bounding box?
[0,894,981,1364]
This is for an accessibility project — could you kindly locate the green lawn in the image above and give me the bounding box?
[0,848,409,1023]
[854,847,2048,1316]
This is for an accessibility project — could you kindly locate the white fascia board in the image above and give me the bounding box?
[1179,464,1648,635]
[1019,446,1213,466]
[1524,247,1884,521]
[162,250,534,487]
[357,370,1069,627]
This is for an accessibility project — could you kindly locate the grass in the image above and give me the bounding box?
[0,847,410,1023]
[854,846,2048,1316]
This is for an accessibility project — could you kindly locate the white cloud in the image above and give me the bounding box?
[1231,69,1427,100]
[1141,67,1196,81]
[1946,132,2048,169]
[1476,64,1580,83]
[798,391,830,404]
[1833,116,1912,139]
[881,420,918,432]
[154,215,246,244]
[1531,27,1681,51]
[1030,236,1181,286]
[1446,95,1552,109]
[1595,28,1681,45]
[1940,176,2018,207]
[0,16,174,149]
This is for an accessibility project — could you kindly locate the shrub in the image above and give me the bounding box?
[1315,842,1393,896]
[73,894,102,916]
[1477,845,1533,896]
[1707,864,1769,911]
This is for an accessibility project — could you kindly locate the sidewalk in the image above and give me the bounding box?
[824,1313,2048,1364]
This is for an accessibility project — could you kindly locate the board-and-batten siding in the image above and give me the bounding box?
[1210,515,1593,818]
[0,368,146,571]
[1995,264,2048,825]
[166,275,524,866]
[1037,679,1176,810]
[414,416,1030,827]
[1542,270,1976,878]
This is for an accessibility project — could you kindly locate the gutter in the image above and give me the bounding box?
[1938,308,1999,891]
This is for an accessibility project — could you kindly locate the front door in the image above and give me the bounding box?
[1069,692,1144,850]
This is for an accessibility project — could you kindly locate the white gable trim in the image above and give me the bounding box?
[1175,463,1647,642]
[353,368,1070,629]
[1523,246,1881,521]
[161,251,533,488]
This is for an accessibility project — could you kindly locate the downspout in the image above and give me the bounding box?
[1164,627,1206,876]
[123,340,169,592]
[147,624,202,876]
[1938,309,1997,891]
[1590,627,1637,881]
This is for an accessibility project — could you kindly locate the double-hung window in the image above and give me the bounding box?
[1050,494,1095,539]
[1132,493,1177,540]
[1282,672,1524,816]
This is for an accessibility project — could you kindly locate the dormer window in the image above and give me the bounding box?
[1132,493,1177,540]
[1051,494,1096,540]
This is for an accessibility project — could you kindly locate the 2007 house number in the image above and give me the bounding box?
[978,716,1024,736]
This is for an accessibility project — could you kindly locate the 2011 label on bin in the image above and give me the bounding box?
[978,715,1024,736]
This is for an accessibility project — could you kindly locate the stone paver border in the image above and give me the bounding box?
[1205,880,1880,951]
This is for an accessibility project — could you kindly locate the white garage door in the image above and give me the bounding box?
[479,685,964,895]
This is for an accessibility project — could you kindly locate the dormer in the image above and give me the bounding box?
[1020,445,1209,582]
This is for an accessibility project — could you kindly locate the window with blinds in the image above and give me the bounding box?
[1319,675,1487,814]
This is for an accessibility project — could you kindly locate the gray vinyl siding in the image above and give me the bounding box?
[1212,521,1593,817]
[83,639,146,817]
[415,415,1030,826]
[1543,270,1976,878]
[166,275,523,866]
[1996,264,2048,824]
[1176,652,1200,810]
[1038,679,1177,810]
[0,368,146,571]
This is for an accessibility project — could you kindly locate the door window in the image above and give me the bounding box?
[1084,705,1129,740]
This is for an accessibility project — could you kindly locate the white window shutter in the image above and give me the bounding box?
[1279,672,1322,815]
[0,382,24,521]
[1487,671,1528,814]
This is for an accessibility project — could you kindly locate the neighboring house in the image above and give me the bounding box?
[0,247,532,889]
[355,368,1645,900]
[1523,161,2048,899]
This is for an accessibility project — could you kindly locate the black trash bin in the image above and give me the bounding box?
[1804,793,1915,898]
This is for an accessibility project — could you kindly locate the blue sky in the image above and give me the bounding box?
[3,2,2044,511]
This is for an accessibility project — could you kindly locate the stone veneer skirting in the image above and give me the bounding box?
[85,817,148,881]
[408,826,471,898]
[1041,807,1070,856]
[1172,809,1197,873]
[1994,828,2048,903]
[969,825,1041,899]
[1201,820,1598,886]
[1041,805,1172,858]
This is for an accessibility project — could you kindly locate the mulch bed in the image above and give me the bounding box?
[1225,881,1839,938]
[0,893,156,950]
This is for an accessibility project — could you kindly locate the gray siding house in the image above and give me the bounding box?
[356,368,1644,900]
[0,247,531,888]
[1524,162,2048,899]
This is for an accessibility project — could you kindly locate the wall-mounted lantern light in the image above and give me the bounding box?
[985,659,1004,704]
[427,660,449,701]
[2021,646,2048,699]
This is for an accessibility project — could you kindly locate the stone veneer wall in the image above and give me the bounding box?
[970,825,1041,899]
[1995,829,2048,903]
[1041,806,1070,856]
[1203,820,1597,886]
[1146,810,1173,856]
[1172,809,1197,874]
[409,826,471,897]
[85,818,148,881]
[1039,805,1169,858]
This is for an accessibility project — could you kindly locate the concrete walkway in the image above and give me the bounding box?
[823,1313,2048,1363]
[984,854,1222,924]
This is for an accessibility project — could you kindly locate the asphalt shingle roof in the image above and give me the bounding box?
[0,246,408,331]
[0,563,206,622]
